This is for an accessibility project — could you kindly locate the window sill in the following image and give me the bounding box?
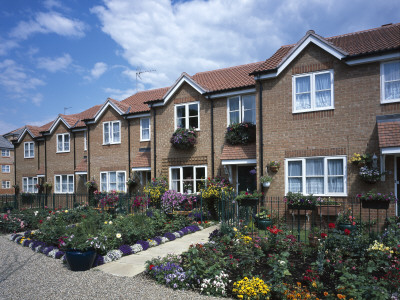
[140,139,151,142]
[102,142,121,146]
[292,107,334,114]
[24,157,34,159]
[56,151,70,154]
[381,99,400,104]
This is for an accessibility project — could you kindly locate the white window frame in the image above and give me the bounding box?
[2,181,10,189]
[22,177,38,193]
[174,101,200,130]
[140,118,151,141]
[100,171,126,192]
[1,149,10,157]
[54,174,74,194]
[227,94,256,125]
[56,133,70,153]
[285,156,347,197]
[103,121,121,145]
[84,131,87,151]
[169,165,207,193]
[292,70,334,113]
[2,165,10,173]
[24,142,34,158]
[381,60,400,103]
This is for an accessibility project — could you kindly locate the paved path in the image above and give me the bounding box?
[95,224,219,277]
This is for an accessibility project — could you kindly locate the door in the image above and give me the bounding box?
[237,165,257,193]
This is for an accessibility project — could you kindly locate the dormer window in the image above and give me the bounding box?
[175,102,199,130]
[103,121,121,144]
[24,142,34,158]
[57,133,70,153]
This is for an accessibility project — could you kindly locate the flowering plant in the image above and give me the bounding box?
[126,177,136,186]
[336,207,356,225]
[170,127,197,150]
[144,177,168,207]
[359,166,383,183]
[255,208,270,219]
[132,195,150,209]
[94,190,119,207]
[349,152,372,166]
[225,122,256,145]
[235,190,263,202]
[232,277,270,299]
[85,180,97,189]
[284,192,316,208]
[200,176,232,199]
[260,175,273,183]
[356,190,397,202]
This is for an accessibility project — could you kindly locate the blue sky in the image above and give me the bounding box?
[0,0,399,134]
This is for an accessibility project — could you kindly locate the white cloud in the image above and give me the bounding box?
[43,0,64,10]
[0,37,18,56]
[104,87,136,100]
[37,53,72,72]
[91,62,108,78]
[31,93,44,106]
[27,116,57,128]
[10,11,86,40]
[0,120,19,135]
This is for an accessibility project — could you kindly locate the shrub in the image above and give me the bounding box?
[225,122,256,145]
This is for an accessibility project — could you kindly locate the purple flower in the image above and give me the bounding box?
[164,232,176,241]
[92,254,104,267]
[55,251,64,259]
[119,244,133,256]
[153,236,162,245]
[136,240,149,251]
[43,246,56,256]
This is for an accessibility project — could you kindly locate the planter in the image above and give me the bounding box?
[269,166,279,172]
[288,204,316,210]
[256,218,272,230]
[317,204,341,216]
[65,249,96,271]
[238,198,259,207]
[361,199,390,209]
[262,182,271,188]
[337,224,357,231]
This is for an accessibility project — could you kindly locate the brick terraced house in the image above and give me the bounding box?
[9,23,400,214]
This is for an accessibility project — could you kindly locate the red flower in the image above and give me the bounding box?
[321,233,327,239]
[328,223,335,229]
[48,211,52,214]
[245,192,249,195]
[198,221,201,224]
[149,264,155,270]
[204,221,208,224]
[344,229,351,235]
[39,220,43,224]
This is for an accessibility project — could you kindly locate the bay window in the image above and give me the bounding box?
[292,70,334,113]
[286,156,346,196]
[55,175,74,193]
[381,61,400,103]
[170,165,206,193]
[100,171,126,192]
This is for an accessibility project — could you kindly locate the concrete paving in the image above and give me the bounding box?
[95,224,219,277]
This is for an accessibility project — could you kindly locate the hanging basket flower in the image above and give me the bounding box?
[358,166,383,183]
[170,127,197,150]
[225,122,256,145]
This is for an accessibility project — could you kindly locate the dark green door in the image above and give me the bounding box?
[237,166,257,193]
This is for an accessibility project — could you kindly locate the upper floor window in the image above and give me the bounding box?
[23,177,38,193]
[2,165,10,173]
[103,121,121,144]
[140,118,151,141]
[285,156,346,196]
[1,149,10,157]
[292,70,334,113]
[84,131,87,151]
[381,61,400,103]
[24,142,34,158]
[55,174,74,193]
[57,133,70,153]
[175,102,199,130]
[100,171,126,192]
[170,165,206,193]
[228,94,256,125]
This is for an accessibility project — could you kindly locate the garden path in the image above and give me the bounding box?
[95,224,219,277]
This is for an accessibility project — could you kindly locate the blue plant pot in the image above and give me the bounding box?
[256,218,272,230]
[65,249,96,271]
[337,224,357,231]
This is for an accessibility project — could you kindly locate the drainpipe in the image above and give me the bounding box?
[44,136,47,181]
[73,132,76,170]
[87,126,90,181]
[127,118,131,178]
[13,143,17,190]
[37,139,40,170]
[152,105,157,177]
[209,96,215,178]
[258,80,264,178]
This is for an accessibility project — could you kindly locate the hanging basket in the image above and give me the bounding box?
[361,200,390,209]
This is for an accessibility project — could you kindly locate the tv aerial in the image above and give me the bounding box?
[135,68,156,92]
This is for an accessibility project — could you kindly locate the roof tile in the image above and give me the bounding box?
[220,143,256,160]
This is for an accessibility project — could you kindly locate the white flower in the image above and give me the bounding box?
[34,211,39,216]
[108,221,113,225]
[116,233,121,239]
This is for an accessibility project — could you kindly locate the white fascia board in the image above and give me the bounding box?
[17,128,34,144]
[381,147,400,155]
[48,117,71,134]
[126,113,151,119]
[221,159,257,165]
[132,167,151,171]
[209,88,256,99]
[346,52,400,66]
[75,171,88,175]
[71,128,87,132]
[93,101,124,123]
[149,102,163,107]
[163,76,206,105]
[37,174,45,177]
[254,72,278,80]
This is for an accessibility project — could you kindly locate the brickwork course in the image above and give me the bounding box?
[6,22,400,216]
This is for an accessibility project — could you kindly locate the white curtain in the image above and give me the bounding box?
[113,122,120,143]
[288,161,302,192]
[171,168,180,192]
[64,135,70,151]
[109,172,117,191]
[295,76,311,110]
[385,61,400,100]
[104,123,109,144]
[306,159,324,194]
[117,172,125,192]
[101,173,107,192]
[243,95,256,124]
[229,97,240,124]
[328,159,344,193]
[57,135,63,152]
[68,175,73,193]
[315,73,331,107]
[62,175,68,193]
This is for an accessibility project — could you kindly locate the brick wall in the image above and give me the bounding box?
[0,149,14,194]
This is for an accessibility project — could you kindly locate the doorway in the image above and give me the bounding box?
[237,165,257,193]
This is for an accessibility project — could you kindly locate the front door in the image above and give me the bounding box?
[237,165,257,193]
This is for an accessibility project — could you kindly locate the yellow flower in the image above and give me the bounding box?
[65,210,68,213]
[312,281,317,288]
[104,221,108,224]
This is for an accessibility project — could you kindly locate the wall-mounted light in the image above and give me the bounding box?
[372,153,378,169]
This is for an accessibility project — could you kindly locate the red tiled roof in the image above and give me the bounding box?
[132,152,151,168]
[75,158,87,172]
[220,143,256,160]
[122,87,169,110]
[253,23,400,74]
[377,120,400,148]
[192,62,263,93]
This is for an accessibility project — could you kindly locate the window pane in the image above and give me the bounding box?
[328,177,344,193]
[384,61,400,81]
[229,97,240,111]
[288,178,302,193]
[176,106,185,118]
[177,118,185,128]
[25,145,29,157]
[104,123,109,144]
[141,118,150,128]
[315,73,331,90]
[189,116,198,129]
[183,167,194,179]
[328,159,343,175]
[64,135,70,151]
[68,175,73,193]
[229,111,240,124]
[101,173,107,191]
[171,168,180,180]
[55,176,60,193]
[315,91,331,107]
[306,178,324,194]
[58,135,63,151]
[113,122,120,142]
[296,76,310,93]
[188,104,198,117]
[117,172,125,191]
[171,169,181,192]
[243,95,255,109]
[62,175,68,192]
[306,159,324,176]
[30,143,34,157]
[385,81,400,100]
[142,129,150,140]
[288,161,302,176]
[243,110,256,124]
[296,93,311,110]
